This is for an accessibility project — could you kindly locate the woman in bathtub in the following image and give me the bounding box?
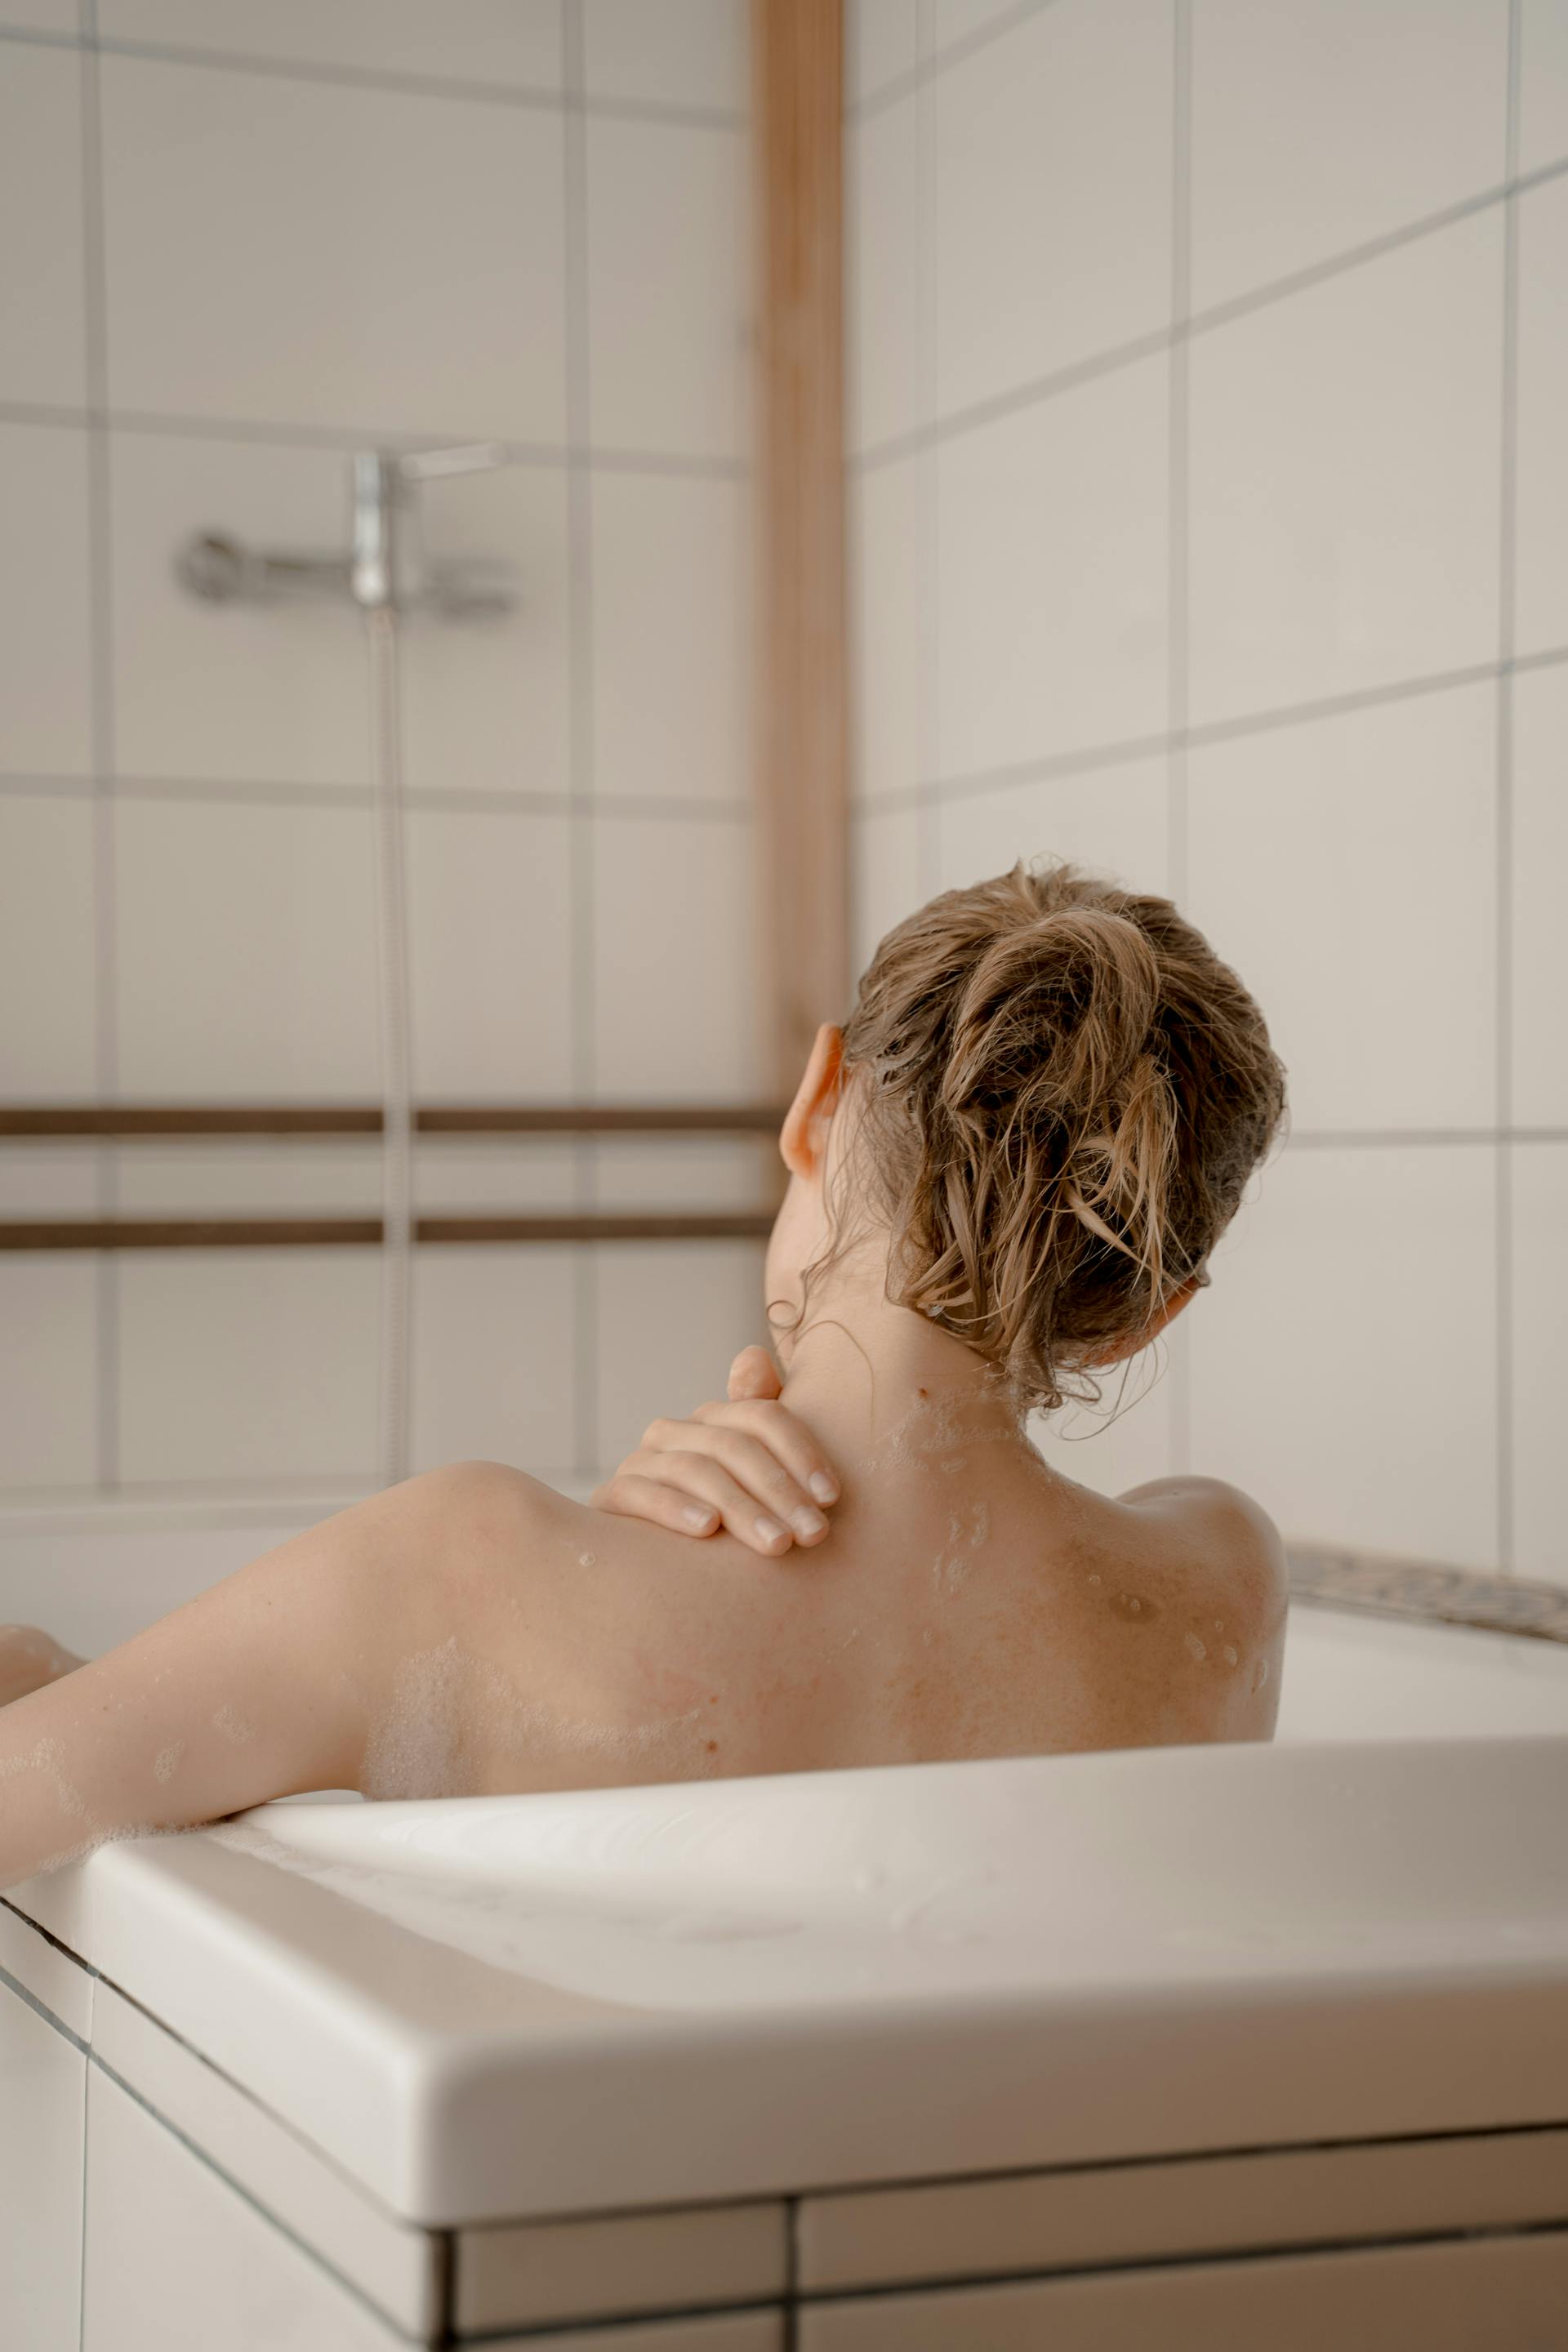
[0,862,1289,1889]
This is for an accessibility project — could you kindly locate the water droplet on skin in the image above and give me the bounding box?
[1214,1620,1224,1633]
[1254,1658,1270,1690]
[1183,1631,1207,1663]
[1087,1572,1102,1586]
[1111,1591,1156,1624]
[1223,1644,1238,1667]
[578,1552,596,1567]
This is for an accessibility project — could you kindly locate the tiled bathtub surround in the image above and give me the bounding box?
[0,2,764,1543]
[848,0,1568,1587]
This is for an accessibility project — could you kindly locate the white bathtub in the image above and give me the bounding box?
[4,1599,1568,2350]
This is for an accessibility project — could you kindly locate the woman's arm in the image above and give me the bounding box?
[0,1464,497,1892]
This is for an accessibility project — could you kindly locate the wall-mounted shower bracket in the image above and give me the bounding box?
[175,443,519,617]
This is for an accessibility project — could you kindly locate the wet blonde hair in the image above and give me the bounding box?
[824,861,1286,1412]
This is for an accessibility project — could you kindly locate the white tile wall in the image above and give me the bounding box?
[100,54,568,438]
[1186,685,1497,1132]
[1189,0,1510,314]
[0,1255,99,1491]
[1510,663,1568,1129]
[407,808,575,1099]
[592,817,756,1098]
[935,355,1169,777]
[401,461,573,800]
[0,423,93,775]
[851,801,923,975]
[586,118,751,460]
[1187,212,1503,726]
[595,1239,767,1469]
[411,1245,577,1473]
[0,40,86,410]
[1513,174,1568,661]
[1188,1145,1499,1568]
[0,795,98,1098]
[109,434,371,786]
[583,0,748,114]
[931,0,1173,420]
[1519,0,1568,173]
[81,2067,404,2351]
[850,462,923,803]
[0,1981,87,2352]
[932,0,1023,55]
[590,473,751,804]
[0,0,78,29]
[850,0,920,105]
[848,91,923,456]
[1512,1142,1568,1588]
[117,1250,381,1484]
[933,756,1170,901]
[96,0,564,90]
[114,797,381,1098]
[1031,1367,1177,1502]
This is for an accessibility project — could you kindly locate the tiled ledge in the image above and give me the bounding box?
[1289,1545,1568,1646]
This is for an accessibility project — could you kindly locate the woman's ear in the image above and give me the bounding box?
[780,1025,844,1180]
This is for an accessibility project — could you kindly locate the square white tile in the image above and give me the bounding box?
[586,118,751,461]
[110,433,370,786]
[401,460,572,799]
[932,0,1022,52]
[934,354,1169,777]
[594,1238,767,1469]
[116,1248,380,1483]
[590,817,756,1098]
[114,796,380,1098]
[1511,1140,1568,1588]
[932,0,1173,420]
[1190,0,1510,313]
[96,0,564,88]
[0,40,86,408]
[0,1255,98,1490]
[0,1980,87,2352]
[590,472,751,804]
[100,54,567,439]
[850,0,920,104]
[1510,662,1568,1127]
[0,423,92,774]
[848,96,924,455]
[411,1245,577,1473]
[82,2069,405,2351]
[852,800,924,976]
[1518,0,1568,175]
[1514,175,1568,661]
[0,794,97,1098]
[0,0,77,27]
[1186,684,1497,1132]
[933,754,1170,899]
[1187,1143,1499,1569]
[1187,211,1503,726]
[851,458,924,803]
[407,808,574,1098]
[91,1980,439,2339]
[583,0,748,114]
[457,2200,785,2333]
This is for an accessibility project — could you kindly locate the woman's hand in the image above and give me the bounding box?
[591,1346,841,1556]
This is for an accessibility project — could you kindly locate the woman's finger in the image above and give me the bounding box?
[634,1422,831,1542]
[727,1344,782,1403]
[688,1398,840,1508]
[590,1474,720,1539]
[617,1448,809,1554]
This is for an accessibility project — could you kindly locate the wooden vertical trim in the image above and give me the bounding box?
[755,0,849,1101]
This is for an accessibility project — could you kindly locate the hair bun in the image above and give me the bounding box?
[942,901,1161,1130]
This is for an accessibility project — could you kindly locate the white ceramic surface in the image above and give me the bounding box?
[16,1731,1568,2225]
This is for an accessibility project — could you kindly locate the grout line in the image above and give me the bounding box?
[851,152,1568,477]
[0,397,748,479]
[562,0,600,1482]
[78,0,119,1495]
[0,18,746,130]
[1495,0,1522,1578]
[1166,0,1192,1479]
[0,772,754,822]
[913,0,939,902]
